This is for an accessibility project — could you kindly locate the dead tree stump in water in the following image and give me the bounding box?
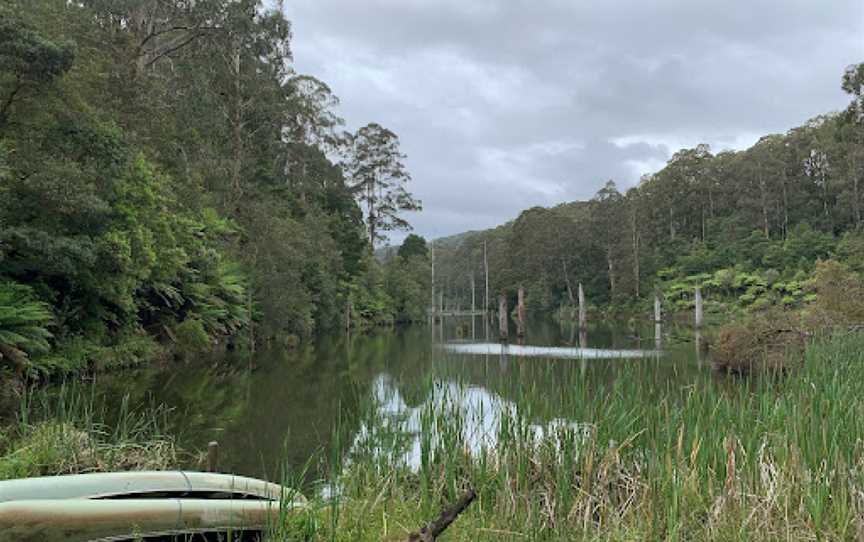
[695,286,704,328]
[498,295,508,341]
[516,287,526,337]
[578,282,587,329]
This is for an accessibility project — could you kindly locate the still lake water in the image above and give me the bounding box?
[92,317,710,483]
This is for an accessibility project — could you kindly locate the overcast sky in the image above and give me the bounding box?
[280,0,863,242]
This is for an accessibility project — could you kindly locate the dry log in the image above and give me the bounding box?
[404,488,477,542]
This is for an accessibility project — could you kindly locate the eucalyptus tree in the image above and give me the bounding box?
[590,180,626,300]
[344,123,421,248]
[398,234,428,260]
[843,62,864,123]
[0,13,73,129]
[838,64,864,227]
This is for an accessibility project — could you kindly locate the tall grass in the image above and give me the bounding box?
[271,332,864,541]
[0,384,177,479]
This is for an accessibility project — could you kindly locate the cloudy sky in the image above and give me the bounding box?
[280,0,863,242]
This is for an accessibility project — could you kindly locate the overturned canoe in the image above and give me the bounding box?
[0,471,298,502]
[0,498,293,542]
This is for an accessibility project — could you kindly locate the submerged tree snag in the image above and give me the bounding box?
[404,488,477,541]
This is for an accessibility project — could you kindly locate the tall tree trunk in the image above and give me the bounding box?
[630,206,640,299]
[853,152,862,227]
[367,181,376,247]
[562,258,575,305]
[230,43,243,202]
[758,165,769,239]
[781,168,790,239]
[669,206,675,241]
[607,248,615,300]
[632,230,640,299]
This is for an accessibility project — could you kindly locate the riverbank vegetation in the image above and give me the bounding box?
[269,331,864,540]
[0,386,178,480]
[432,63,864,321]
[0,1,428,381]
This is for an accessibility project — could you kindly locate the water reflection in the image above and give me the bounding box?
[442,343,658,359]
[350,374,591,469]
[88,318,708,484]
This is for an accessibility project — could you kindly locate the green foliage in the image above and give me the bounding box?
[32,333,162,377]
[344,123,421,247]
[0,280,52,372]
[0,388,176,480]
[173,319,210,359]
[272,333,864,541]
[0,11,74,127]
[383,255,431,323]
[0,0,418,378]
[433,65,864,318]
[397,234,428,260]
[347,258,395,328]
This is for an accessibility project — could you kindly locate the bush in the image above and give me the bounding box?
[712,310,806,374]
[801,259,864,333]
[173,318,211,359]
[0,280,53,375]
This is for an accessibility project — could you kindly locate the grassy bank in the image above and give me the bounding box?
[0,385,179,480]
[269,332,864,541]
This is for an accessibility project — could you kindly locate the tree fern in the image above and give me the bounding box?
[0,281,53,357]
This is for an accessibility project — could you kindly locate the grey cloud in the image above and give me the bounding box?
[278,0,863,242]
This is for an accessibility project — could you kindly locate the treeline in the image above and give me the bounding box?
[435,64,864,316]
[0,0,427,379]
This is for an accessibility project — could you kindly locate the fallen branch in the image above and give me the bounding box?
[405,488,477,541]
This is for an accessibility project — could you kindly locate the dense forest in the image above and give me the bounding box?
[433,63,864,319]
[0,0,429,380]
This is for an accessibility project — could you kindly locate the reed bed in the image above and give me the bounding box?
[0,384,178,479]
[271,332,864,541]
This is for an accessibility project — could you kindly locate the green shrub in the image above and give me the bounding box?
[173,318,211,358]
[712,310,805,373]
[0,280,53,374]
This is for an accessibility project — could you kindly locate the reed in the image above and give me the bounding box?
[270,332,864,540]
[0,384,177,479]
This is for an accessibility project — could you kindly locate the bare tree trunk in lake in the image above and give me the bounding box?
[695,286,704,328]
[498,295,508,341]
[471,273,476,340]
[578,283,587,329]
[562,257,576,319]
[430,242,436,323]
[516,287,526,337]
[654,294,662,323]
[483,241,490,312]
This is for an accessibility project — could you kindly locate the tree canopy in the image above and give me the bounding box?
[0,0,423,378]
[434,63,864,315]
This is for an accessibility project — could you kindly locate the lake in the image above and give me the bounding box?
[90,316,711,483]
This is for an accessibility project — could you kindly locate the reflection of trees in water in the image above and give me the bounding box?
[84,319,708,484]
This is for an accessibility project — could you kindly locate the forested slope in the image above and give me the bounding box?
[434,64,864,317]
[0,1,428,379]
